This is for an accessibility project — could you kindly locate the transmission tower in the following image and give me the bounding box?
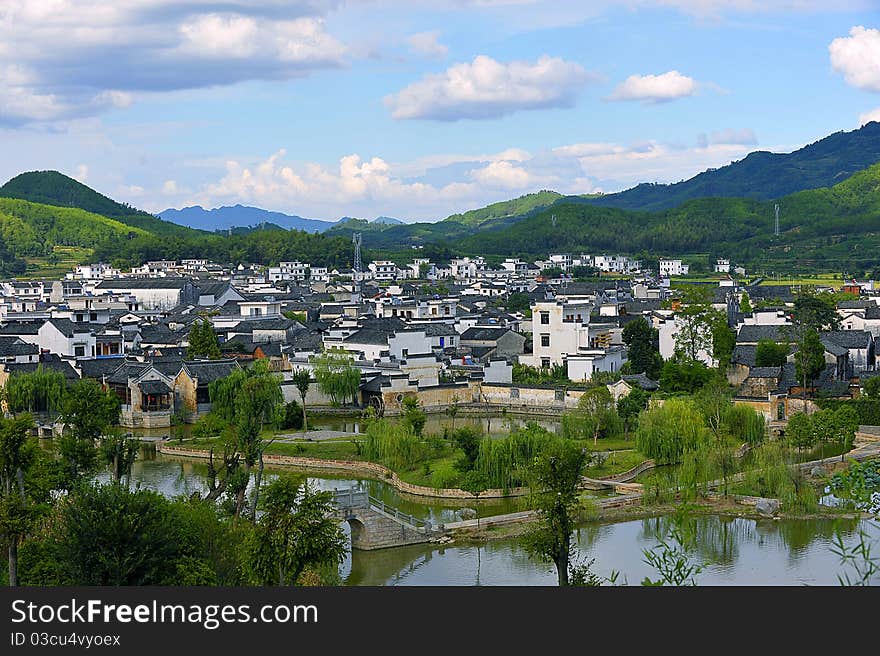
[352,232,362,273]
[774,204,780,237]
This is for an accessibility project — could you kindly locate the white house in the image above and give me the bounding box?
[659,260,689,277]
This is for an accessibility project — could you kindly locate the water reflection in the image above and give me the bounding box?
[342,516,879,586]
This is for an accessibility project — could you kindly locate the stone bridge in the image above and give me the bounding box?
[331,487,443,550]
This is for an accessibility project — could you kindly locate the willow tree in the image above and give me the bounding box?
[312,350,361,407]
[635,398,709,465]
[3,366,67,416]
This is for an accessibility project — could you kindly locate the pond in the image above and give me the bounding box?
[121,449,880,586]
[343,515,880,586]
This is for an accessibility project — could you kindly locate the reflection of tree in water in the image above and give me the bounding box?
[753,518,861,564]
[636,515,753,568]
[571,521,614,553]
[345,543,436,586]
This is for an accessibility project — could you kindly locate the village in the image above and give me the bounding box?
[0,249,874,433]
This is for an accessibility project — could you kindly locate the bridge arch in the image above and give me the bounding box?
[345,516,368,550]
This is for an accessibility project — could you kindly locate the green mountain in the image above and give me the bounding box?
[576,121,880,212]
[443,190,563,227]
[455,161,880,272]
[0,170,195,237]
[0,197,151,257]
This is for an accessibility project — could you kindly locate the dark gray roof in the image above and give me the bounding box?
[244,318,298,331]
[823,330,872,349]
[0,321,42,336]
[344,329,390,346]
[420,322,458,336]
[731,344,758,367]
[748,367,781,378]
[820,339,849,357]
[736,324,790,343]
[180,359,241,384]
[45,318,94,337]
[95,278,194,290]
[79,357,129,380]
[837,299,873,310]
[460,326,514,341]
[5,356,79,380]
[0,337,38,357]
[139,379,172,394]
[621,373,659,391]
[360,374,388,393]
[745,285,795,302]
[864,306,880,320]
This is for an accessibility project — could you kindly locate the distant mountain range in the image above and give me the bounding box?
[2,121,880,274]
[158,204,406,232]
[578,120,880,212]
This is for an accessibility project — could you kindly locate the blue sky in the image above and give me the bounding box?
[0,0,878,222]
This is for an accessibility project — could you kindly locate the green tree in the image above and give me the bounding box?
[694,378,733,441]
[242,477,346,585]
[862,376,880,399]
[710,314,736,370]
[58,380,121,488]
[100,429,139,485]
[2,366,67,416]
[786,412,815,451]
[401,396,427,437]
[234,361,283,520]
[522,440,589,586]
[312,350,361,406]
[635,399,708,465]
[452,427,482,472]
[576,386,618,446]
[188,316,221,359]
[755,339,790,367]
[0,415,37,586]
[617,387,649,437]
[672,287,716,362]
[739,291,752,314]
[659,357,717,394]
[793,328,826,406]
[57,483,185,585]
[622,317,663,380]
[290,368,311,432]
[793,290,839,331]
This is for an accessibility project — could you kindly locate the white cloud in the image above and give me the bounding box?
[859,107,880,126]
[608,70,699,103]
[406,31,448,59]
[830,26,880,93]
[162,180,179,194]
[384,55,596,120]
[0,1,346,124]
[470,161,534,189]
[159,132,760,220]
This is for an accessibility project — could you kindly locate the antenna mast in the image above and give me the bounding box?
[774,204,780,237]
[352,232,362,298]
